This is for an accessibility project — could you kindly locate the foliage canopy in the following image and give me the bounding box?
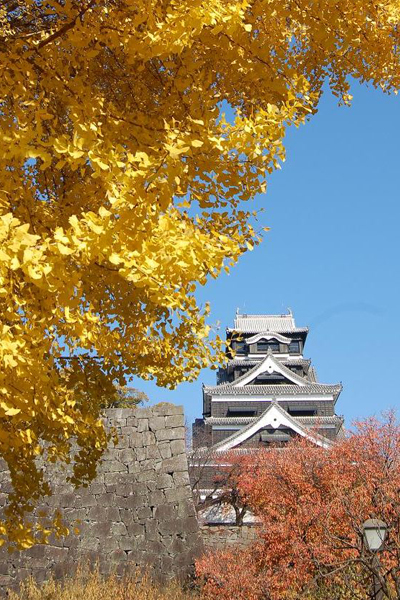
[1,0,400,547]
[197,413,400,600]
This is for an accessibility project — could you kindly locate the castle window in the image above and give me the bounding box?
[234,340,247,354]
[289,341,300,354]
[288,409,316,417]
[257,340,279,353]
[228,408,256,417]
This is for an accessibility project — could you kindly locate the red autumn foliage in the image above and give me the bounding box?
[196,412,400,600]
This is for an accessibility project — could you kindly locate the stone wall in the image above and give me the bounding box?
[200,523,260,550]
[0,404,203,594]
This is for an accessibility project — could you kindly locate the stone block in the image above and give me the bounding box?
[164,486,190,503]
[88,506,120,522]
[160,454,188,474]
[136,407,153,419]
[45,546,69,562]
[148,490,165,506]
[140,458,161,472]
[14,568,33,583]
[146,540,164,555]
[158,518,183,536]
[104,460,127,473]
[177,499,196,519]
[95,492,117,507]
[108,548,127,564]
[158,443,172,459]
[148,416,166,431]
[128,462,141,474]
[115,484,135,497]
[126,523,145,537]
[181,515,200,533]
[165,415,184,428]
[104,472,127,485]
[90,521,112,537]
[154,504,176,521]
[159,555,175,574]
[118,448,136,464]
[173,471,190,486]
[136,470,156,483]
[145,444,161,460]
[119,537,134,551]
[119,494,144,510]
[126,416,137,427]
[26,545,46,559]
[142,431,156,446]
[75,494,97,508]
[171,537,186,554]
[137,419,149,433]
[126,549,145,564]
[153,403,183,417]
[119,509,134,526]
[102,536,119,553]
[102,448,120,461]
[160,535,173,550]
[113,434,128,449]
[146,480,157,492]
[130,432,144,448]
[58,493,77,508]
[143,519,158,542]
[156,473,173,489]
[78,536,101,551]
[88,482,106,494]
[155,427,185,442]
[136,506,152,520]
[111,522,127,536]
[133,446,145,461]
[170,439,186,456]
[105,408,133,420]
[154,429,172,442]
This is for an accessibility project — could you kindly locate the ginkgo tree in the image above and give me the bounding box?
[1,0,400,548]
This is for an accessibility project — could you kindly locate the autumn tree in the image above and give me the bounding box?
[189,446,250,526]
[1,0,400,548]
[197,413,400,600]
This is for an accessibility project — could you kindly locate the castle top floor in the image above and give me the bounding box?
[226,310,308,360]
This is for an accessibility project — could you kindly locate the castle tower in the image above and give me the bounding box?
[193,311,344,450]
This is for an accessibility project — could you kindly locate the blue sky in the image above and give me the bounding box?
[133,81,400,429]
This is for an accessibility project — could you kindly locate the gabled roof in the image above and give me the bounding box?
[213,403,333,451]
[226,358,311,368]
[228,311,308,334]
[206,415,344,426]
[230,351,309,387]
[245,331,292,345]
[203,383,342,398]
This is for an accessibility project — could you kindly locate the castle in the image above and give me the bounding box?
[193,310,344,450]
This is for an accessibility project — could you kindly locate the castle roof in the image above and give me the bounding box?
[225,358,312,368]
[207,351,341,399]
[206,415,344,426]
[204,383,342,398]
[228,311,308,334]
[212,403,333,451]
